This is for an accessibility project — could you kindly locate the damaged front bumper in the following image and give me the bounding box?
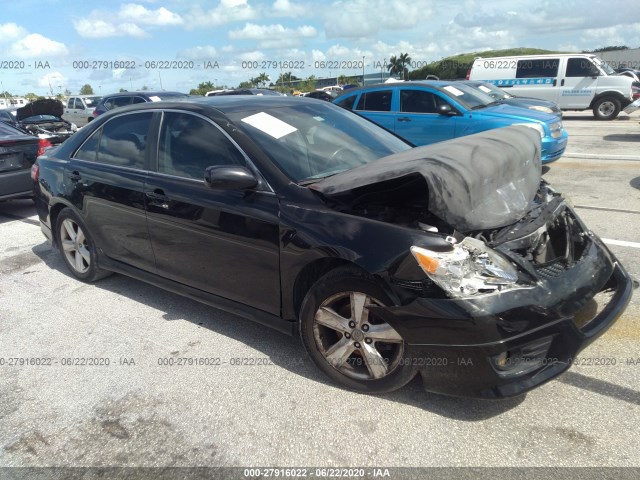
[376,225,633,398]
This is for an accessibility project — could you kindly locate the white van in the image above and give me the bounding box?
[468,54,634,120]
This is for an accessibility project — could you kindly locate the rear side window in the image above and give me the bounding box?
[516,59,559,78]
[95,112,153,168]
[132,97,147,104]
[74,129,101,162]
[566,58,599,77]
[334,94,357,110]
[73,98,85,109]
[355,90,392,111]
[157,112,245,180]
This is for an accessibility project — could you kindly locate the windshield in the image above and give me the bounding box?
[226,102,411,182]
[439,83,496,109]
[593,57,616,75]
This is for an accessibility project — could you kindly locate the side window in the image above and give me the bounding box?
[566,58,599,77]
[400,90,441,113]
[355,90,392,111]
[74,98,85,110]
[96,112,153,168]
[158,112,245,180]
[516,59,559,78]
[73,128,101,162]
[112,96,133,108]
[335,94,357,110]
[132,96,147,104]
[67,98,74,109]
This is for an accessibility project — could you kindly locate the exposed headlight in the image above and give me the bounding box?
[549,121,563,138]
[528,105,553,114]
[512,122,544,138]
[410,237,518,297]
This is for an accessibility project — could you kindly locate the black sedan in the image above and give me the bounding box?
[32,97,633,398]
[0,121,40,200]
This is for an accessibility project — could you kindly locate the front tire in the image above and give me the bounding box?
[592,96,621,120]
[299,268,418,393]
[56,208,111,282]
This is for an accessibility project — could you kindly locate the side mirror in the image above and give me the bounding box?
[437,104,455,115]
[204,165,258,190]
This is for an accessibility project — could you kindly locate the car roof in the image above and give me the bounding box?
[95,95,321,118]
[101,91,185,99]
[341,80,462,94]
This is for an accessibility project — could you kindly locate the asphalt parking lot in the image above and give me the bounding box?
[1,111,639,476]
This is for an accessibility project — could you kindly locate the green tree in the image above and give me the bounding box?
[119,88,127,92]
[238,80,256,88]
[189,81,216,96]
[254,72,270,88]
[25,92,38,101]
[399,52,412,80]
[79,84,94,94]
[388,55,403,78]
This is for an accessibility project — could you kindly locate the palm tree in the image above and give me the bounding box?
[255,72,270,88]
[388,55,403,79]
[399,52,412,80]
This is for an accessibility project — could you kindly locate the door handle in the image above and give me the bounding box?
[68,171,81,181]
[397,117,411,122]
[146,189,170,208]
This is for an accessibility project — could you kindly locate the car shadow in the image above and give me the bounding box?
[33,242,526,420]
[630,176,640,190]
[603,133,640,142]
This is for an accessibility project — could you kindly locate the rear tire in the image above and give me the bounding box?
[299,267,418,393]
[592,97,620,120]
[56,208,111,282]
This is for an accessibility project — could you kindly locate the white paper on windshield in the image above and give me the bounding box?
[443,86,464,96]
[149,96,162,102]
[241,112,297,139]
[478,85,492,93]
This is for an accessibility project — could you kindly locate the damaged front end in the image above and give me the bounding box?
[16,99,77,145]
[311,126,633,397]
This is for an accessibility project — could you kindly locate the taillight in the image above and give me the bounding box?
[465,68,471,80]
[93,110,98,117]
[37,138,53,156]
[31,163,39,182]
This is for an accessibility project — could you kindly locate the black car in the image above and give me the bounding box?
[93,91,190,118]
[32,97,633,398]
[1,121,40,200]
[306,90,339,101]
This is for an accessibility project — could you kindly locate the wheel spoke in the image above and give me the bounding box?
[76,229,86,245]
[74,251,85,271]
[360,342,389,379]
[78,245,91,264]
[316,307,351,334]
[63,220,76,241]
[350,292,369,326]
[366,323,403,343]
[324,336,355,369]
[61,239,76,252]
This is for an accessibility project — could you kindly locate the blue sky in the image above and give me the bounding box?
[1,0,639,96]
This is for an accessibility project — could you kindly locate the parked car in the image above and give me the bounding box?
[462,80,562,117]
[32,96,632,398]
[208,88,284,96]
[306,90,339,101]
[334,81,568,163]
[0,121,40,200]
[467,54,634,120]
[93,91,190,118]
[14,99,78,146]
[62,95,102,127]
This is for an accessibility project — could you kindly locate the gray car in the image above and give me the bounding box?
[462,80,562,117]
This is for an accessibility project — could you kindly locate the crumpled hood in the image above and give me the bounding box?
[310,125,542,232]
[16,99,64,121]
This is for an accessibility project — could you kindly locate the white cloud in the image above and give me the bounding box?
[8,34,69,58]
[178,45,218,60]
[0,23,27,43]
[119,4,183,25]
[37,72,68,89]
[271,0,306,17]
[238,50,266,61]
[74,3,182,38]
[229,22,317,47]
[185,1,257,28]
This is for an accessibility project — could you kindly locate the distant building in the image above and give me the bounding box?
[0,97,28,109]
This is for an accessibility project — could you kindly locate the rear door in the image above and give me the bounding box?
[353,89,395,132]
[144,110,281,314]
[66,111,157,271]
[394,87,457,145]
